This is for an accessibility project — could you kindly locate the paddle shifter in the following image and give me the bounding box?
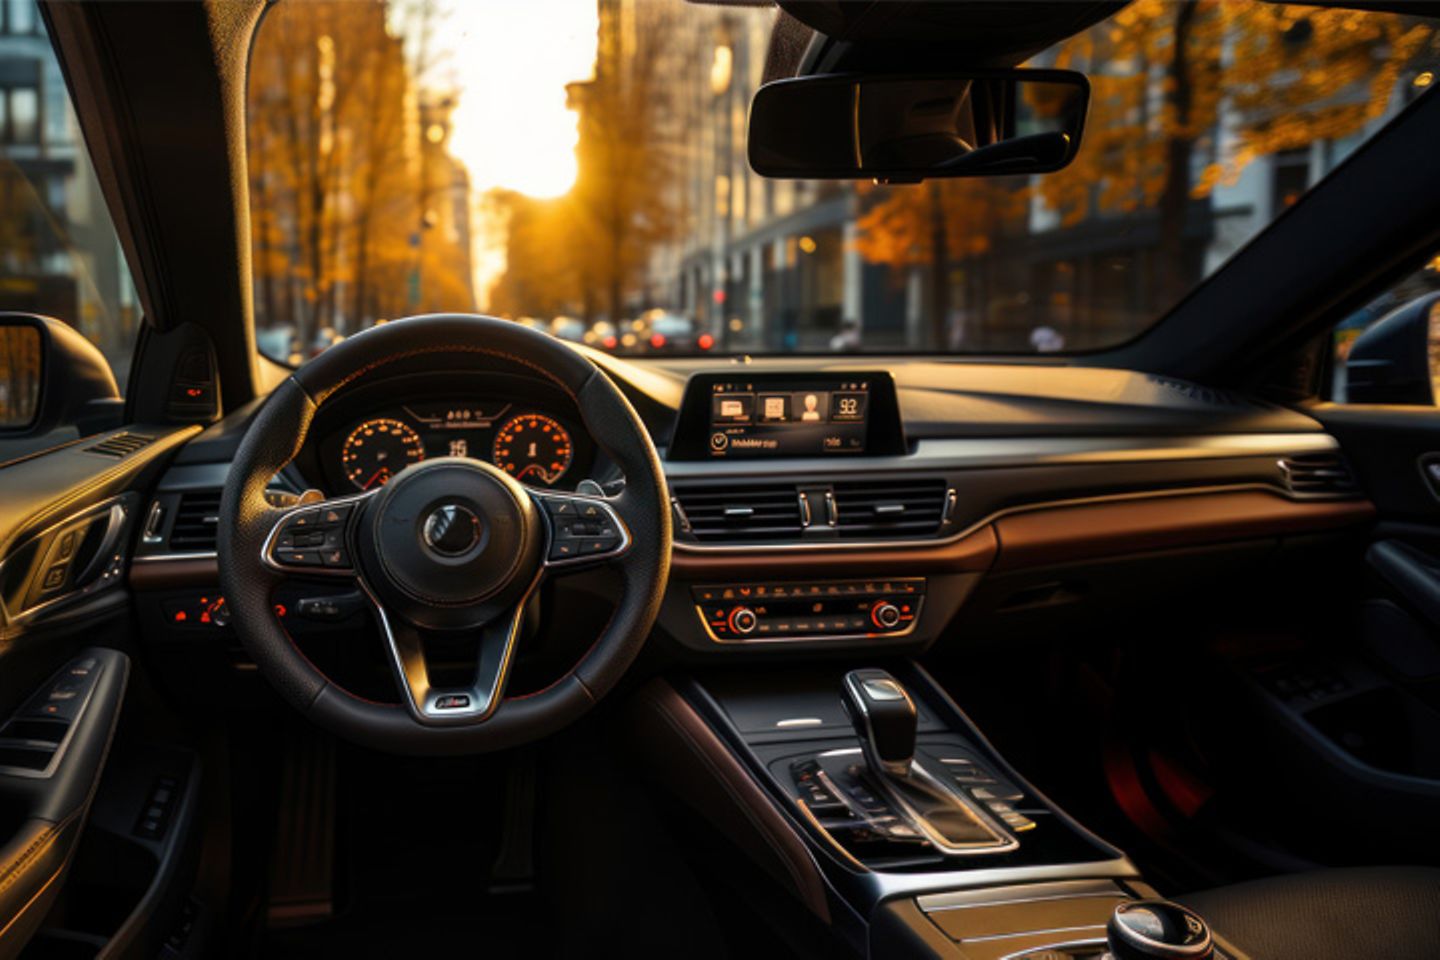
[841,668,918,777]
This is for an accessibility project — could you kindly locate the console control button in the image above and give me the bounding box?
[695,579,925,641]
[872,602,902,629]
[728,607,758,635]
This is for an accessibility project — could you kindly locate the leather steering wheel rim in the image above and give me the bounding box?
[217,314,672,754]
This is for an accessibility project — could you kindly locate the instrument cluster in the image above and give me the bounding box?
[316,398,591,493]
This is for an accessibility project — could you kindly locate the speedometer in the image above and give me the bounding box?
[341,418,425,489]
[492,413,573,486]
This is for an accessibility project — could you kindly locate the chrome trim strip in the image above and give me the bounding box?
[917,879,1124,912]
[862,858,1141,900]
[969,923,1110,945]
[133,551,218,563]
[664,432,1338,480]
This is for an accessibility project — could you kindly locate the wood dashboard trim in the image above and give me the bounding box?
[992,488,1375,571]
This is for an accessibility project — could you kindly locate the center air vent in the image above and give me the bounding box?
[672,483,802,542]
[168,490,222,551]
[1278,454,1359,498]
[832,478,947,536]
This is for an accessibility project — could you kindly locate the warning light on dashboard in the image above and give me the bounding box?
[173,610,187,622]
[274,603,288,618]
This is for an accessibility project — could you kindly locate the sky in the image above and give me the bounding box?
[398,0,600,307]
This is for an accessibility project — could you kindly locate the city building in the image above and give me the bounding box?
[0,0,138,380]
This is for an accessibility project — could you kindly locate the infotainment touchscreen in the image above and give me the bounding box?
[669,372,905,459]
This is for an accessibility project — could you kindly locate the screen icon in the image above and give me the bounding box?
[711,392,754,424]
[796,392,828,422]
[830,392,867,423]
[759,394,789,422]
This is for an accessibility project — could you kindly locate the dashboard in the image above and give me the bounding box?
[130,352,1373,664]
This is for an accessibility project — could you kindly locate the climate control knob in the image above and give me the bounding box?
[871,601,902,630]
[728,606,758,636]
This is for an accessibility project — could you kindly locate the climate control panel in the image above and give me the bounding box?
[692,579,924,642]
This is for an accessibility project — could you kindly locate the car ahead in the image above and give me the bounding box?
[0,1,1438,959]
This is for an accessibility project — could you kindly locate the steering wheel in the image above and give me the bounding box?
[217,315,671,753]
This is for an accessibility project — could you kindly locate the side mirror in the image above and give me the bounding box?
[748,69,1088,182]
[0,313,122,440]
[1344,293,1440,405]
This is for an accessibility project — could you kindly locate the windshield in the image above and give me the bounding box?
[247,0,1440,362]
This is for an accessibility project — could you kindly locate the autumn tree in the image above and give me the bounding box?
[248,0,476,354]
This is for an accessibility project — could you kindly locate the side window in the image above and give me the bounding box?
[1332,254,1440,405]
[0,1,139,389]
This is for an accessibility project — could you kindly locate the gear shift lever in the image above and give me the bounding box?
[841,668,918,778]
[1106,900,1214,960]
[833,669,1014,852]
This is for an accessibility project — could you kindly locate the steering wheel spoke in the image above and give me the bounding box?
[532,489,632,570]
[363,587,532,725]
[261,489,378,578]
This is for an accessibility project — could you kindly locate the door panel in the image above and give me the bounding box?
[0,424,194,956]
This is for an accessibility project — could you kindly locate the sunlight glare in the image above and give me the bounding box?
[435,0,598,199]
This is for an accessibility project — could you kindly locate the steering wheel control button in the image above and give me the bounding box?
[422,504,483,558]
[266,497,367,573]
[541,496,627,563]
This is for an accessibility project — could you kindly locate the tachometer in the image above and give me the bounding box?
[341,418,425,490]
[492,413,573,485]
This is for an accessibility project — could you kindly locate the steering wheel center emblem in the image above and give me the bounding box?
[422,503,481,557]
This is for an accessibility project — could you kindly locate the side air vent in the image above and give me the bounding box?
[832,478,947,536]
[1145,375,1255,409]
[672,483,803,541]
[84,432,155,458]
[168,490,223,551]
[1278,454,1359,498]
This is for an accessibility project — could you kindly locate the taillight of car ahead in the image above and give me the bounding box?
[649,333,666,350]
[698,333,714,350]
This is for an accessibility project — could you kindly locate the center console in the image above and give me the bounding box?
[633,662,1248,959]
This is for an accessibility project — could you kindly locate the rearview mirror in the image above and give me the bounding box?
[748,69,1088,182]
